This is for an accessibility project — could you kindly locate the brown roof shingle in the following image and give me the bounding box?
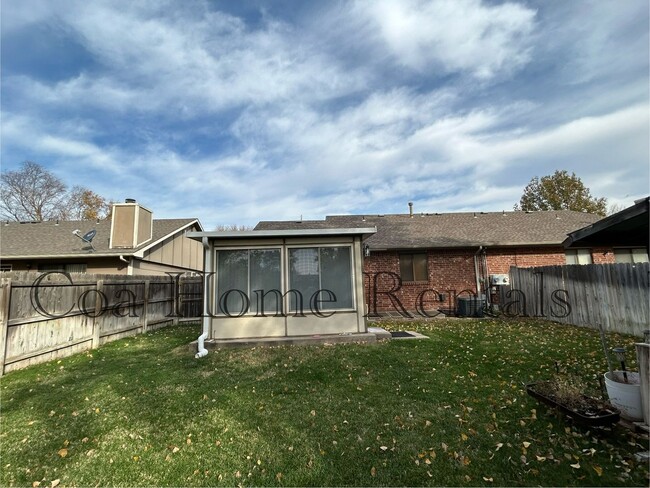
[0,218,200,258]
[256,211,601,250]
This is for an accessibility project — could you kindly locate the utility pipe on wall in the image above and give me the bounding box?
[473,246,483,298]
[482,249,491,307]
[195,237,211,359]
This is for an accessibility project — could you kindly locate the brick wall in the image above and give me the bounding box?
[363,245,614,313]
[591,247,617,264]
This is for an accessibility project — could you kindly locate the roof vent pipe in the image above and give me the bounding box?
[408,202,413,217]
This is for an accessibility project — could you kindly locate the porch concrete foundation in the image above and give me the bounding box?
[190,332,378,351]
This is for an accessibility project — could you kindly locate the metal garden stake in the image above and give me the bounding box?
[612,347,629,383]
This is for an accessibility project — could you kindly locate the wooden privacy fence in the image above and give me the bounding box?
[0,272,203,374]
[499,263,649,336]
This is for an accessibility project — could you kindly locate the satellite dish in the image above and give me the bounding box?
[72,229,97,251]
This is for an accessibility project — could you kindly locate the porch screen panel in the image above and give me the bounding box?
[289,248,319,312]
[217,250,248,314]
[249,249,282,314]
[320,247,353,309]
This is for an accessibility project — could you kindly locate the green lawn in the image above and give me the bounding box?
[1,319,647,487]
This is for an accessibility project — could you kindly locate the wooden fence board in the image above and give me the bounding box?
[506,263,649,336]
[0,272,202,373]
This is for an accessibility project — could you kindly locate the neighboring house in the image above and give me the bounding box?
[256,208,612,314]
[563,196,649,263]
[1,200,203,275]
[186,227,375,348]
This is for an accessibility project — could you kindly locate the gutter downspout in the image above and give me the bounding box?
[474,246,483,299]
[119,255,132,275]
[482,248,491,308]
[195,237,211,359]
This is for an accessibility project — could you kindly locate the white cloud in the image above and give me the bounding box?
[1,1,647,228]
[3,1,363,116]
[348,0,536,78]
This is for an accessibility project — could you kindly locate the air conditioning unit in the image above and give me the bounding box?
[490,274,509,286]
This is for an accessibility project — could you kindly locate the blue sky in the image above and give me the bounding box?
[2,0,648,229]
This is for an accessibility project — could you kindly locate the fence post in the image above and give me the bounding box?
[142,280,150,333]
[0,278,12,376]
[173,278,180,326]
[92,279,103,349]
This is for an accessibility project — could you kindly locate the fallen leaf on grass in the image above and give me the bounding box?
[522,441,531,448]
[379,446,388,451]
[483,477,493,482]
[593,465,603,476]
[570,463,581,469]
[32,482,40,487]
[461,433,468,441]
[51,480,60,488]
[495,443,503,451]
[57,449,67,458]
[370,467,376,477]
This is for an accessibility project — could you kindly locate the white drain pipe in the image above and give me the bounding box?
[473,246,483,298]
[195,237,211,358]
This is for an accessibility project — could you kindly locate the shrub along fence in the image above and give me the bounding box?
[499,262,649,336]
[0,272,203,374]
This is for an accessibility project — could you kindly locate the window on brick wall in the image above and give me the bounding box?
[399,253,428,281]
[565,249,592,265]
[614,248,649,263]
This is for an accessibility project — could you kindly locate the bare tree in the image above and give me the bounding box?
[1,161,113,221]
[0,161,68,221]
[606,203,626,216]
[214,224,253,231]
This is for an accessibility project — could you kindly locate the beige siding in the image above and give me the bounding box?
[143,227,203,271]
[87,259,129,275]
[136,207,153,246]
[131,260,199,276]
[110,205,136,248]
[1,258,127,275]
